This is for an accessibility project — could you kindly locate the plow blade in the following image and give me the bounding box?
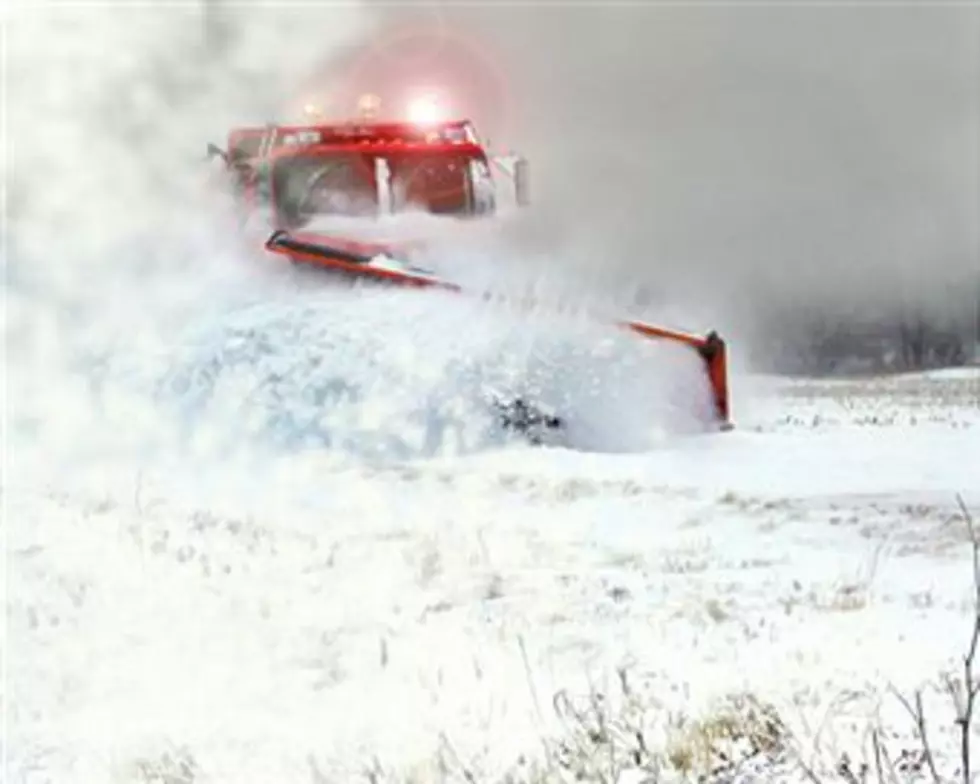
[264,229,732,430]
[623,321,730,427]
[265,229,456,291]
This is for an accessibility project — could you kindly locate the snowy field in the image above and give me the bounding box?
[7,260,979,782]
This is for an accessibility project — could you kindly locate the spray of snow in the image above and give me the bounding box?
[5,2,718,482]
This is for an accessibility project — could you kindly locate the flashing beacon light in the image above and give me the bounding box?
[406,92,445,126]
[303,103,323,119]
[358,93,382,119]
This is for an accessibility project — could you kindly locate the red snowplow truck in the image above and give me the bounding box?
[207,114,731,431]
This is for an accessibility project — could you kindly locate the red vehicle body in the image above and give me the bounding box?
[215,118,520,226]
[208,116,731,429]
[266,140,496,227]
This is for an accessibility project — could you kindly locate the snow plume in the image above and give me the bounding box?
[5,3,373,266]
[145,283,715,463]
[4,3,719,480]
[3,2,376,469]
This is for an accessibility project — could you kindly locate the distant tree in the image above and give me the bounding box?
[897,312,967,370]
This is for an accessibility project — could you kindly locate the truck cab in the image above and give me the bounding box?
[213,118,527,228]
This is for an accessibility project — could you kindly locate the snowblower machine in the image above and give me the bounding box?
[206,97,732,441]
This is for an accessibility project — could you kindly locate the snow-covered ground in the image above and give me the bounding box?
[7,255,979,782]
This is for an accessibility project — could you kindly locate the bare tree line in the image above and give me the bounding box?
[755,299,979,376]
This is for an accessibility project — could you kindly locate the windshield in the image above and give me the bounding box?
[228,132,264,160]
[388,153,488,215]
[270,149,492,227]
[272,153,379,225]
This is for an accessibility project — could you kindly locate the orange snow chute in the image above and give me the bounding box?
[263,230,733,430]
